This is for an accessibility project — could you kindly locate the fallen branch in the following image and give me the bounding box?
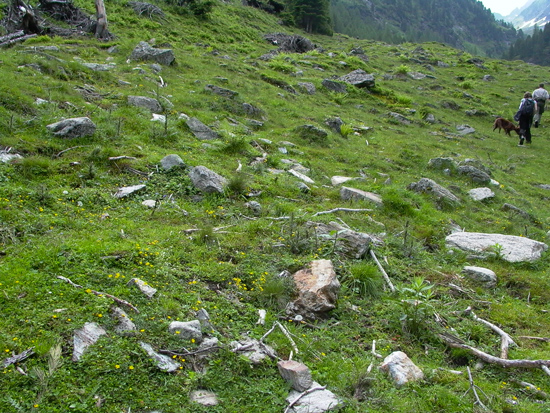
[312,208,373,217]
[464,367,488,410]
[369,249,395,293]
[510,379,549,399]
[439,333,550,369]
[159,346,222,358]
[284,385,326,413]
[276,321,299,355]
[371,340,383,359]
[2,347,35,368]
[57,275,139,313]
[518,336,550,342]
[55,145,88,158]
[464,306,516,359]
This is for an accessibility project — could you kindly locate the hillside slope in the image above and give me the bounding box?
[2,1,550,412]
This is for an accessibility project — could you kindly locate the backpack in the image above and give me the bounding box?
[520,98,535,116]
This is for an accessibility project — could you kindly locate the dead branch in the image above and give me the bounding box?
[464,367,488,410]
[312,207,373,217]
[371,340,383,359]
[542,365,550,377]
[518,336,550,342]
[284,385,326,413]
[464,306,516,359]
[159,346,222,358]
[369,249,395,293]
[510,379,549,399]
[55,145,88,158]
[276,321,299,355]
[0,32,37,47]
[439,333,550,369]
[57,275,139,313]
[2,347,35,368]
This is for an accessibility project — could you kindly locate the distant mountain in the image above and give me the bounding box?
[329,0,518,57]
[503,0,550,33]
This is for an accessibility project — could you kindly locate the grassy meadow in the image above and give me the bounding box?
[2,0,550,411]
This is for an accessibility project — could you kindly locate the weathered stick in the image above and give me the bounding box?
[284,385,326,413]
[518,336,550,342]
[464,367,488,410]
[2,347,35,368]
[276,321,299,355]
[510,379,549,399]
[312,208,373,217]
[57,275,139,313]
[369,249,395,293]
[439,334,550,368]
[371,340,383,359]
[464,306,516,359]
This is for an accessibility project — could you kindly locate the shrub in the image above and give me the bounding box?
[341,262,383,297]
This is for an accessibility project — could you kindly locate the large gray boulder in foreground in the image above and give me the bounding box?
[446,232,548,262]
[47,117,96,138]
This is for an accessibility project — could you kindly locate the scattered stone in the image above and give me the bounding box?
[186,117,219,140]
[160,154,185,171]
[190,390,218,406]
[128,277,157,298]
[196,308,212,330]
[468,187,495,201]
[297,182,310,193]
[340,186,382,205]
[0,151,23,163]
[501,203,532,220]
[140,342,181,372]
[462,266,497,288]
[408,71,426,80]
[321,79,347,93]
[295,124,329,142]
[325,117,344,134]
[111,307,137,334]
[446,232,548,262]
[82,62,116,71]
[242,102,264,118]
[204,84,238,98]
[288,169,314,184]
[388,112,412,124]
[46,117,96,138]
[339,69,375,89]
[142,200,156,208]
[72,322,107,361]
[128,95,162,112]
[331,176,358,186]
[129,41,175,65]
[245,200,262,215]
[297,82,316,95]
[113,184,146,198]
[278,360,313,391]
[456,124,475,135]
[428,157,457,172]
[380,351,424,387]
[169,320,202,342]
[307,221,382,259]
[459,159,492,176]
[230,337,276,364]
[151,113,165,123]
[189,165,227,194]
[285,381,342,413]
[286,259,340,319]
[458,165,491,185]
[407,178,460,204]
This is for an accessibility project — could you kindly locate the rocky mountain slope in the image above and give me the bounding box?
[2,1,550,412]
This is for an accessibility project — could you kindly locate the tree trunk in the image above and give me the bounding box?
[95,0,108,39]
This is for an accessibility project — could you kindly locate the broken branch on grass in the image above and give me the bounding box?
[371,340,383,359]
[312,208,373,217]
[518,336,550,342]
[284,385,327,413]
[464,306,516,359]
[159,346,222,358]
[439,333,550,369]
[2,347,35,368]
[464,367,488,410]
[57,275,139,313]
[510,379,549,399]
[276,321,299,355]
[369,249,395,293]
[55,145,88,158]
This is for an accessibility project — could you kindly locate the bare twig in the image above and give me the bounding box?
[312,208,373,217]
[464,306,516,359]
[57,275,139,313]
[369,249,395,293]
[2,347,35,368]
[284,385,326,413]
[464,367,488,410]
[276,322,299,355]
[510,379,549,399]
[439,334,550,369]
[371,340,383,359]
[55,145,88,158]
[159,346,222,357]
[542,365,550,377]
[518,336,550,342]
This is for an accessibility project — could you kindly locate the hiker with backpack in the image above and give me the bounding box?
[514,92,537,146]
[533,83,549,128]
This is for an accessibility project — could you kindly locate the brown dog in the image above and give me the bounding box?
[493,117,521,136]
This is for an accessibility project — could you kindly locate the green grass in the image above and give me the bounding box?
[1,1,550,412]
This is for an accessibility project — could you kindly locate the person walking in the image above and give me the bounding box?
[532,83,549,127]
[515,92,537,146]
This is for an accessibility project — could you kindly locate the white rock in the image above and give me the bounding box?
[380,351,424,387]
[72,322,107,361]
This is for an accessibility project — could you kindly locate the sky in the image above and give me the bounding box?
[479,0,530,16]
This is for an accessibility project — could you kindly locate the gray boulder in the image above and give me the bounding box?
[186,117,219,140]
[46,117,96,139]
[468,187,495,201]
[205,84,238,98]
[339,69,375,89]
[428,157,457,172]
[160,154,185,171]
[129,41,175,65]
[462,266,497,288]
[380,351,424,387]
[72,322,106,361]
[169,320,202,343]
[139,342,181,372]
[128,96,162,112]
[340,186,382,205]
[285,381,342,413]
[297,82,316,95]
[321,79,347,93]
[189,165,227,193]
[407,178,459,203]
[458,165,491,185]
[446,232,548,262]
[114,184,146,198]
